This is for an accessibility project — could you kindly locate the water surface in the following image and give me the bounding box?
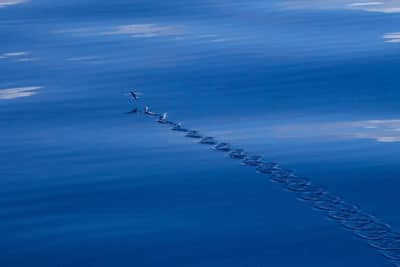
[1,1,400,266]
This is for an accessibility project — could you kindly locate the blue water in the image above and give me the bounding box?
[1,0,400,266]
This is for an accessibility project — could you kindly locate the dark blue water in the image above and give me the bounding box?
[1,1,400,266]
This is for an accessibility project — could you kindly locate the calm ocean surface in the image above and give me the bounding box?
[1,0,400,266]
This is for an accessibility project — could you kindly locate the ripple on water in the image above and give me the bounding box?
[185,130,202,138]
[285,177,313,192]
[312,193,343,211]
[242,155,263,166]
[269,169,296,183]
[327,202,360,220]
[199,136,217,145]
[380,249,400,260]
[369,232,400,250]
[171,123,189,132]
[215,142,232,152]
[341,212,374,230]
[297,185,326,201]
[229,149,247,159]
[354,221,391,240]
[255,162,279,175]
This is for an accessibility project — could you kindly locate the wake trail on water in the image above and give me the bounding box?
[129,103,400,267]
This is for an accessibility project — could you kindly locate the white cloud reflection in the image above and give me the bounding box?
[0,86,42,100]
[55,24,182,39]
[273,119,400,143]
[2,51,29,57]
[383,32,400,43]
[281,0,400,13]
[54,23,232,45]
[348,2,384,7]
[101,24,181,38]
[16,57,38,62]
[67,56,100,62]
[0,51,39,62]
[0,0,26,8]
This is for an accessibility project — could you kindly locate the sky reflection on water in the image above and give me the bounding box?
[1,1,400,267]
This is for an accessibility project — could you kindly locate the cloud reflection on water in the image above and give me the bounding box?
[101,24,181,38]
[281,0,400,13]
[383,32,400,43]
[0,0,26,8]
[273,119,400,143]
[0,51,39,62]
[0,86,42,100]
[54,24,182,39]
[53,22,234,45]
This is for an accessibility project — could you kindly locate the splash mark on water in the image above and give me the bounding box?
[129,98,400,267]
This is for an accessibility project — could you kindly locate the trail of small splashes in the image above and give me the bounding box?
[130,101,400,267]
